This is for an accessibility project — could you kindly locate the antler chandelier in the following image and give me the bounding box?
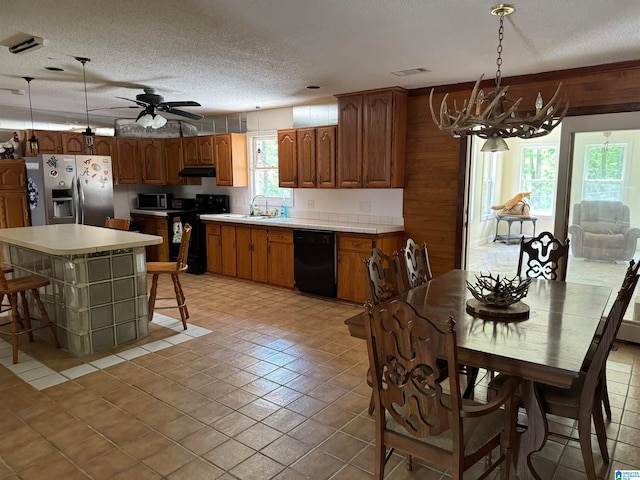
[429,4,569,152]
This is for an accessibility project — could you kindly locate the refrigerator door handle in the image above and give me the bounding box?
[76,177,85,225]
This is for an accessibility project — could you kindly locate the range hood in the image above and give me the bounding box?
[178,166,216,177]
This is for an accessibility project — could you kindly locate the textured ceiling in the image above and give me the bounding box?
[1,0,640,126]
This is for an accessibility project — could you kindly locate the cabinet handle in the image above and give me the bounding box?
[268,245,271,253]
[312,174,316,183]
[338,253,341,264]
[249,243,253,252]
[218,238,221,247]
[318,175,322,183]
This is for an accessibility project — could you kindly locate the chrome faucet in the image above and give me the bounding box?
[251,194,268,216]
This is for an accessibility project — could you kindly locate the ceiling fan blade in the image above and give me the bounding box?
[88,106,139,111]
[115,96,148,107]
[159,106,204,120]
[162,101,201,107]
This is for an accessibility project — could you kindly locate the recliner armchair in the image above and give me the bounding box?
[569,201,640,261]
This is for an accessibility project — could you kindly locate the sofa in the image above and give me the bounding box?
[568,201,640,261]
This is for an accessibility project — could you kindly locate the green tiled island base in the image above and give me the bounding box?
[2,244,149,356]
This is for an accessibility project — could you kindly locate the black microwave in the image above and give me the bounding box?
[137,193,172,210]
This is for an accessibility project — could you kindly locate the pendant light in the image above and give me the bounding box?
[75,56,95,150]
[23,77,39,153]
[255,106,264,166]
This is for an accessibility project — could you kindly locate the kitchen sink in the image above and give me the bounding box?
[217,214,271,220]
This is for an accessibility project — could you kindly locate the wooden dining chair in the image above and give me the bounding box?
[401,238,433,288]
[517,231,570,281]
[104,216,131,231]
[487,262,639,480]
[147,223,192,329]
[0,268,60,364]
[582,259,640,420]
[364,247,406,305]
[365,299,521,480]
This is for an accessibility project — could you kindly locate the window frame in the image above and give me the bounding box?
[480,152,498,221]
[518,143,559,217]
[247,131,293,208]
[582,141,629,202]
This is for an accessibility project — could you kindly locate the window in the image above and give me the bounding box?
[480,153,498,220]
[583,142,627,201]
[519,145,558,216]
[248,132,292,207]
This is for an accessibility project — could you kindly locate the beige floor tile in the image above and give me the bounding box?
[291,449,344,479]
[142,444,197,477]
[203,439,255,471]
[166,458,224,480]
[109,463,163,480]
[230,453,285,480]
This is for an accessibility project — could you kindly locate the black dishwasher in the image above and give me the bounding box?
[293,229,337,298]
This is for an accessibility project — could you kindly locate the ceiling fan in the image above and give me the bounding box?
[116,88,204,128]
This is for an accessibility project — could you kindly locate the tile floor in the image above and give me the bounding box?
[1,273,639,479]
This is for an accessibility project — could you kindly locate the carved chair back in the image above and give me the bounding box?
[517,231,570,281]
[364,247,405,305]
[402,238,433,288]
[104,217,131,231]
[176,224,192,271]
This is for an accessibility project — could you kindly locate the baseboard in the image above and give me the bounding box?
[617,319,640,344]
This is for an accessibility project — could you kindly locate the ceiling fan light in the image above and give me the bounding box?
[136,114,154,128]
[152,114,167,128]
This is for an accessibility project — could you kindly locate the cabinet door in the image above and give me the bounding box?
[268,230,294,288]
[163,138,184,185]
[0,161,26,191]
[0,193,29,228]
[236,226,253,280]
[251,228,268,283]
[278,130,297,187]
[61,132,86,154]
[336,249,368,303]
[94,136,114,157]
[155,218,169,262]
[115,138,140,184]
[198,136,215,166]
[221,225,237,276]
[316,126,336,188]
[337,95,363,187]
[182,137,199,166]
[297,128,316,188]
[139,139,166,184]
[34,130,62,154]
[206,224,222,274]
[362,91,393,187]
[214,134,233,186]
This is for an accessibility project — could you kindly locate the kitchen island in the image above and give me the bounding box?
[0,224,162,356]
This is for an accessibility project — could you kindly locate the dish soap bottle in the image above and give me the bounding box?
[280,197,288,218]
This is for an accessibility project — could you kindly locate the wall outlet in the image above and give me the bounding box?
[359,201,371,213]
[307,200,315,209]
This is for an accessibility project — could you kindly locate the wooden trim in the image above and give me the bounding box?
[335,86,408,98]
[454,137,467,269]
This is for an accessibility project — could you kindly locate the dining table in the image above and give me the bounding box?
[345,269,612,480]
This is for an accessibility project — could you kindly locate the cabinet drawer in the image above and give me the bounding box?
[268,229,293,244]
[206,224,221,235]
[338,236,373,252]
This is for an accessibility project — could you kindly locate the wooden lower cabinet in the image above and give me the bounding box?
[221,225,237,277]
[336,232,403,303]
[268,229,294,288]
[131,214,169,262]
[0,193,29,228]
[236,226,268,282]
[206,224,222,274]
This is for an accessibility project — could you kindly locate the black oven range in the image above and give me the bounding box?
[168,194,230,275]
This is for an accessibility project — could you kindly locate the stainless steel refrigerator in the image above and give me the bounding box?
[25,154,114,227]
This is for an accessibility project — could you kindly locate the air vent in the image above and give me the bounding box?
[8,36,45,55]
[390,67,430,77]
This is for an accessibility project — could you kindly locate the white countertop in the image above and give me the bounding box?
[200,214,404,234]
[0,224,162,255]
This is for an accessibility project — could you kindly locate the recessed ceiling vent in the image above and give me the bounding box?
[9,36,45,55]
[390,67,430,77]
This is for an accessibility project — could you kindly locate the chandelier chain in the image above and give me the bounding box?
[26,80,35,130]
[495,12,505,88]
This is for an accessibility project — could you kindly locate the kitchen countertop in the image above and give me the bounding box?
[130,208,190,217]
[200,214,404,234]
[0,224,162,255]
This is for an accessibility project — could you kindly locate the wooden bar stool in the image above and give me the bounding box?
[147,224,192,329]
[1,266,14,313]
[104,217,131,231]
[0,269,60,364]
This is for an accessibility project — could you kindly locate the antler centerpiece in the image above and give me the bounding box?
[466,273,531,308]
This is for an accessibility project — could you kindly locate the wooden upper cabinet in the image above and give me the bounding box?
[32,130,62,154]
[316,126,336,188]
[163,138,184,185]
[198,136,215,166]
[297,128,316,188]
[139,139,166,184]
[115,138,140,184]
[94,136,114,156]
[278,129,297,188]
[0,160,27,191]
[336,87,407,188]
[214,133,248,187]
[337,95,363,187]
[60,132,86,154]
[182,136,199,166]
